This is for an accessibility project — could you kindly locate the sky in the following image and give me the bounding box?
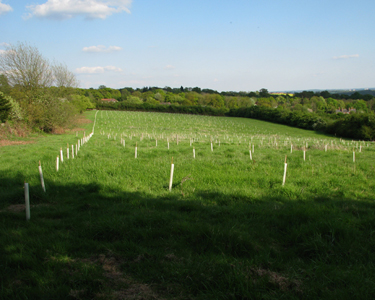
[0,0,374,92]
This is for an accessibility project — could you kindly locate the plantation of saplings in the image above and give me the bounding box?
[1,110,375,299]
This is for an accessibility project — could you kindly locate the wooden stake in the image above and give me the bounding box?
[135,142,138,158]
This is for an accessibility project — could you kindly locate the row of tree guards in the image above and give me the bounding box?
[23,111,99,221]
[24,125,363,221]
[107,130,362,164]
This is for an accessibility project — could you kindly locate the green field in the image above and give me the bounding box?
[1,110,375,299]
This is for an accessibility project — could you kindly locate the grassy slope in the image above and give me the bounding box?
[1,110,375,299]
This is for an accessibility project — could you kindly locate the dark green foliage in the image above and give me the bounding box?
[0,91,11,122]
[227,106,375,140]
[226,106,328,131]
[97,101,229,116]
[326,113,375,140]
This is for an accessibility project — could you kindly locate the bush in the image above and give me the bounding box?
[96,102,229,116]
[0,91,12,122]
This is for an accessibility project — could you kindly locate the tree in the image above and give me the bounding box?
[0,74,11,94]
[259,88,269,97]
[0,42,53,94]
[0,91,11,122]
[52,62,79,88]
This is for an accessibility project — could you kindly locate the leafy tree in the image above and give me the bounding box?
[0,91,11,122]
[126,96,142,104]
[319,90,331,98]
[145,97,159,105]
[69,95,95,113]
[154,92,164,102]
[352,100,368,112]
[120,89,130,101]
[259,88,269,97]
[0,74,11,94]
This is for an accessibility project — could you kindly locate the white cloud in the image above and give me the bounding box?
[333,54,359,60]
[164,65,175,70]
[82,45,122,52]
[26,0,132,20]
[75,65,122,74]
[0,1,12,15]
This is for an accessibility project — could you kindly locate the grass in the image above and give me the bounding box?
[1,110,375,299]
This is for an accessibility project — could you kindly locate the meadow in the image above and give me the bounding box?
[1,110,375,299]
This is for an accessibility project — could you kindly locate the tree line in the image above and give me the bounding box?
[1,42,374,139]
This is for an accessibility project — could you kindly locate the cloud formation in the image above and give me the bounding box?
[0,1,12,15]
[75,65,122,74]
[26,0,132,20]
[333,54,359,60]
[82,45,122,52]
[164,65,175,70]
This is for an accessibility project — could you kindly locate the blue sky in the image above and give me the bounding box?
[0,0,374,92]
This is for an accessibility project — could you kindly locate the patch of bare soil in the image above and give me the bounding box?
[52,127,66,134]
[0,140,35,147]
[69,128,86,132]
[250,268,303,293]
[69,253,166,300]
[76,117,93,124]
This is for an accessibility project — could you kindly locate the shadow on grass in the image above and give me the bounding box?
[1,173,375,299]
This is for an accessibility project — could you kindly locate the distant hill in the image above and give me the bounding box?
[274,88,375,97]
